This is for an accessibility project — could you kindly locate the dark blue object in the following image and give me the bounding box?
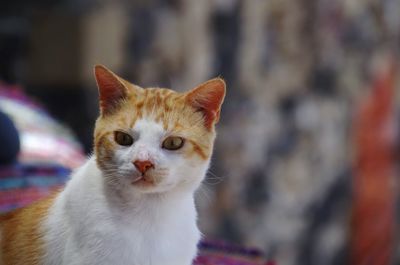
[0,111,20,164]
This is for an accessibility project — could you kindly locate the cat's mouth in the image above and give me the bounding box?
[131,174,156,186]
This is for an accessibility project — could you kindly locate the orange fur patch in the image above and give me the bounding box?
[188,140,208,160]
[0,193,58,265]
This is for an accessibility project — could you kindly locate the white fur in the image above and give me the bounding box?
[42,119,210,265]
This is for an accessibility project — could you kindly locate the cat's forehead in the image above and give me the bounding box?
[134,118,163,130]
[118,87,193,129]
[129,87,183,109]
[128,86,183,101]
[133,119,165,139]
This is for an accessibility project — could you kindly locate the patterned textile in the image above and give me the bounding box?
[0,163,70,213]
[0,84,83,212]
[195,240,272,265]
[0,84,85,169]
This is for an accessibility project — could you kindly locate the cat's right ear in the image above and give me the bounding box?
[94,65,128,115]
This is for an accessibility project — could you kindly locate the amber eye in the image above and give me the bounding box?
[162,136,184,150]
[114,131,134,146]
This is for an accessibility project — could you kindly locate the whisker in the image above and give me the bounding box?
[203,170,224,186]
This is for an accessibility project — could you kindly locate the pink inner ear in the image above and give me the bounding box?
[94,65,127,114]
[187,78,226,129]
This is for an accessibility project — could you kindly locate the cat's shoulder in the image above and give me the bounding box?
[0,192,59,223]
[0,193,59,265]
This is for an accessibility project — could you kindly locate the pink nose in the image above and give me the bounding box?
[133,160,154,174]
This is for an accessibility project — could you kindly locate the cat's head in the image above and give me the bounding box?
[93,65,225,194]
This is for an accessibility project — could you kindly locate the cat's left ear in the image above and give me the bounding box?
[94,65,128,115]
[186,78,226,129]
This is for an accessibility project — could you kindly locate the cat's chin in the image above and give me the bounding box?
[130,183,173,194]
[128,174,172,194]
[131,176,155,187]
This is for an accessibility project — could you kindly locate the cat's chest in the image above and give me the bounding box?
[92,210,200,265]
[45,200,200,265]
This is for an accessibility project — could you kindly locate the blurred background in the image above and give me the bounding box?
[0,1,400,265]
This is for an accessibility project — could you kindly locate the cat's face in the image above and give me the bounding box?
[93,65,225,194]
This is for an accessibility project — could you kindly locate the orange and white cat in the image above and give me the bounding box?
[0,65,225,265]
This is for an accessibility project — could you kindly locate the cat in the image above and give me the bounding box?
[0,65,226,265]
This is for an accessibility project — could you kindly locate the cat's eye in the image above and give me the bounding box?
[114,131,134,146]
[162,136,184,151]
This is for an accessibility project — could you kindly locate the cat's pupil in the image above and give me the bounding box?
[162,136,184,150]
[114,131,134,146]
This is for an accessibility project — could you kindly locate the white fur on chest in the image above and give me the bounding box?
[42,158,201,265]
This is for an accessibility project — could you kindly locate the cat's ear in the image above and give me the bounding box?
[94,65,128,115]
[186,78,226,129]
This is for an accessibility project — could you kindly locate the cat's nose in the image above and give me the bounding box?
[133,160,154,174]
